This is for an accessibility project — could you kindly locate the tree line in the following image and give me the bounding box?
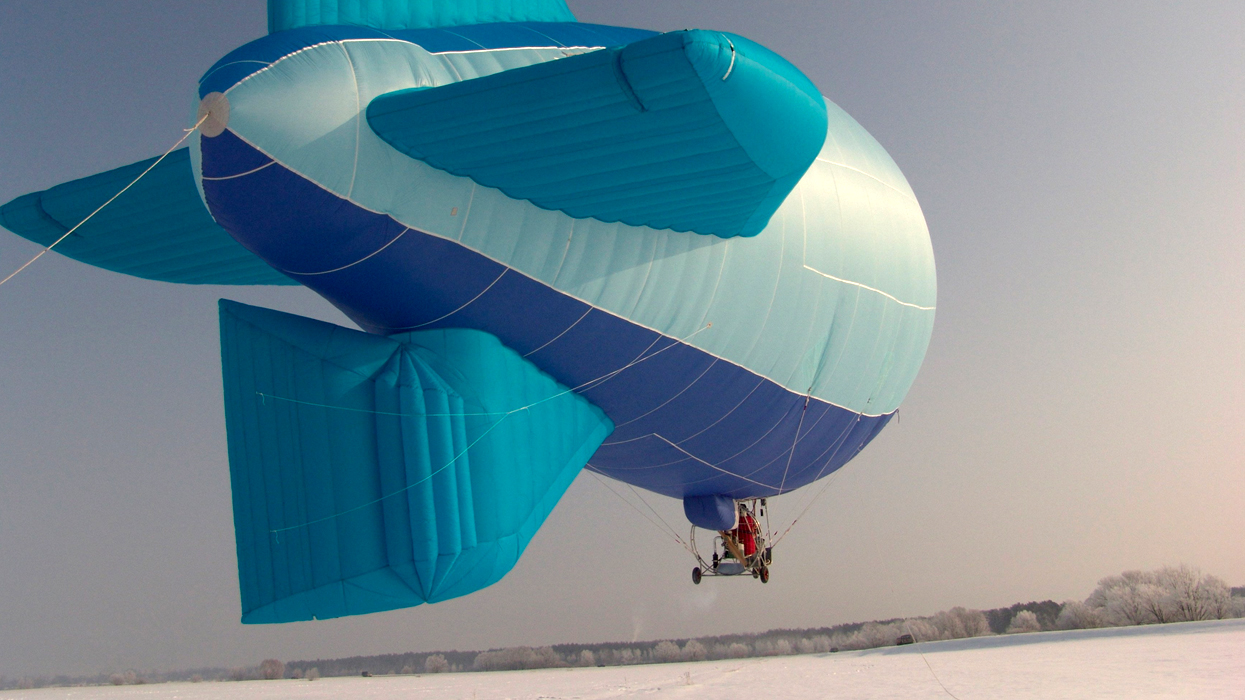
[3,565,1241,689]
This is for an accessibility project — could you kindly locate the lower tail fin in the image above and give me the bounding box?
[219,300,612,623]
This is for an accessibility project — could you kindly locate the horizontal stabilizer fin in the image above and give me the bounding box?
[268,0,576,32]
[367,30,828,238]
[219,300,613,623]
[0,149,293,285]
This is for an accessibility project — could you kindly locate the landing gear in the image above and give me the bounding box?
[692,567,702,585]
[759,565,769,584]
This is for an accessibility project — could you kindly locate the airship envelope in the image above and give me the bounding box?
[1,0,937,622]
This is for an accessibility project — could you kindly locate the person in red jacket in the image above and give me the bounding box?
[732,503,759,561]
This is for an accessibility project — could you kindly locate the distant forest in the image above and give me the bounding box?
[4,565,1242,689]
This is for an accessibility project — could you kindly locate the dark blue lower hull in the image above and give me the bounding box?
[202,131,891,500]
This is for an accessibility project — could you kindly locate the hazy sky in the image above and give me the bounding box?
[1,0,1242,679]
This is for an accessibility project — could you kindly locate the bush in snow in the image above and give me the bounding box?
[682,640,707,661]
[305,667,320,681]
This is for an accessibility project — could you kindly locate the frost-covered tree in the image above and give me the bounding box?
[473,646,564,671]
[1006,610,1042,634]
[653,641,682,663]
[1161,566,1233,622]
[682,640,707,661]
[1057,600,1108,629]
[1080,565,1236,626]
[931,607,990,639]
[577,650,596,667]
[755,638,794,656]
[903,619,941,643]
[1089,570,1156,625]
[424,654,450,674]
[260,659,285,680]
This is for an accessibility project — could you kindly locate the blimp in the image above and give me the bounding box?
[0,0,935,623]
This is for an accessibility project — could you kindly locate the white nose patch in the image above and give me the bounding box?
[197,92,231,138]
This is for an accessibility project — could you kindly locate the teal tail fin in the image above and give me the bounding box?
[268,0,576,33]
[0,149,293,286]
[219,301,612,624]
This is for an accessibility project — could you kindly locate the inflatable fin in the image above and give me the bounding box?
[367,30,828,238]
[0,149,292,285]
[219,300,613,623]
[267,0,576,33]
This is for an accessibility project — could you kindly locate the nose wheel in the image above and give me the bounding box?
[692,567,702,585]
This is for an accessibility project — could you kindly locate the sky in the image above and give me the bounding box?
[1,0,1242,680]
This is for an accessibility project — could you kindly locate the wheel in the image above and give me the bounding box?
[759,566,769,584]
[692,567,702,585]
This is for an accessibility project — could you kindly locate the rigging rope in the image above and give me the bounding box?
[768,414,863,547]
[587,470,695,556]
[776,389,813,495]
[625,482,693,552]
[0,114,209,288]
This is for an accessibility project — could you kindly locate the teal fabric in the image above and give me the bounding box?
[367,30,827,238]
[267,0,575,32]
[218,300,612,623]
[0,149,293,286]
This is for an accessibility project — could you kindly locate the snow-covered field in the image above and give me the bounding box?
[6,619,1243,699]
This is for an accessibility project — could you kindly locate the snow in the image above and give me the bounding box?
[5,619,1244,699]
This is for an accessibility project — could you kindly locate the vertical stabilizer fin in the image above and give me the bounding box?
[268,0,576,32]
[219,300,612,623]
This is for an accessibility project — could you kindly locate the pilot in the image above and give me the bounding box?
[734,503,759,562]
